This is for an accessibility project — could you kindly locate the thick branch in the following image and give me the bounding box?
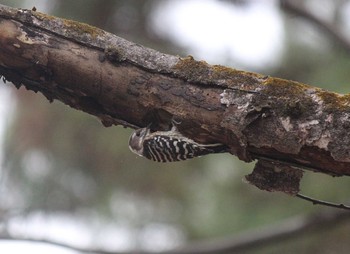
[1,5,350,178]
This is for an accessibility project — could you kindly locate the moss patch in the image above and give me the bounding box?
[62,19,104,38]
[318,90,350,112]
[173,56,266,89]
[32,11,104,39]
[262,77,311,97]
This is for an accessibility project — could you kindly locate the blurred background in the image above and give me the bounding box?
[1,0,350,253]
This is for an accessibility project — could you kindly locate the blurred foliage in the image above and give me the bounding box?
[1,0,350,253]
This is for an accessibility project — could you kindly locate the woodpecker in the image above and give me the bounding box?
[128,124,227,162]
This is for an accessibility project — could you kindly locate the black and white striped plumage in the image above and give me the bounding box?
[128,125,226,162]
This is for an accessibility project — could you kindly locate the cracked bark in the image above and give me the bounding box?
[1,5,350,194]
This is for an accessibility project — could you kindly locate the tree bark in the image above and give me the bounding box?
[1,4,350,193]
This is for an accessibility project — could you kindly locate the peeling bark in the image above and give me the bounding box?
[0,4,350,191]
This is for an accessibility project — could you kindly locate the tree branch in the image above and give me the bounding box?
[296,193,350,210]
[1,4,350,190]
[281,0,350,52]
[174,209,350,254]
[2,209,350,254]
[0,234,117,254]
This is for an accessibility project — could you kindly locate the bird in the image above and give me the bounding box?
[128,123,227,162]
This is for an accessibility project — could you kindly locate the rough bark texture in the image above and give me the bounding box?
[1,5,350,193]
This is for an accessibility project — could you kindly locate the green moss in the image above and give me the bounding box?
[342,94,350,103]
[173,56,266,88]
[173,56,211,81]
[62,19,104,38]
[211,64,264,80]
[32,11,104,38]
[319,91,340,104]
[263,77,311,97]
[258,78,319,118]
[173,56,350,115]
[317,90,350,111]
[31,11,56,21]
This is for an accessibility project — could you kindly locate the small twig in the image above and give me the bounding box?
[296,193,350,211]
[0,234,118,254]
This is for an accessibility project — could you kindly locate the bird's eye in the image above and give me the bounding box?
[135,132,141,137]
